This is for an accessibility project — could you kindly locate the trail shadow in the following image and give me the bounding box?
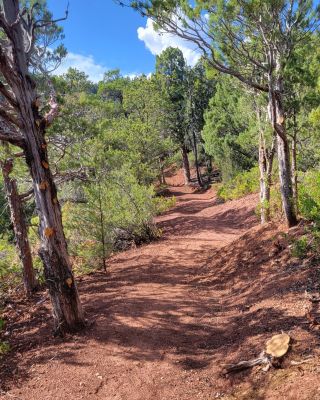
[1,190,318,398]
[158,206,257,238]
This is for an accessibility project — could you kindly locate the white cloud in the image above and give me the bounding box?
[137,18,201,66]
[54,52,152,83]
[124,72,153,80]
[124,72,140,80]
[54,52,106,83]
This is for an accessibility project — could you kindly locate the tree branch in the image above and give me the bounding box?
[0,130,25,148]
[19,187,34,201]
[0,81,18,109]
[0,106,22,129]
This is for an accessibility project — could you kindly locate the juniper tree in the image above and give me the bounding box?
[120,0,320,226]
[0,0,84,334]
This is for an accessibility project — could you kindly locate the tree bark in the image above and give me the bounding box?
[192,131,203,187]
[1,0,85,335]
[276,132,297,227]
[206,155,213,175]
[256,107,275,224]
[291,115,298,215]
[2,159,37,296]
[258,140,269,224]
[181,145,191,185]
[268,67,297,228]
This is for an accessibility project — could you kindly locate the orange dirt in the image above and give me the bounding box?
[1,171,320,400]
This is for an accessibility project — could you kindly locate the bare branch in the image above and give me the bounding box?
[0,130,25,148]
[19,187,34,201]
[0,106,22,129]
[0,81,18,109]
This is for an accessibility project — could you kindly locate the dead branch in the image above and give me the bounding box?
[223,352,272,373]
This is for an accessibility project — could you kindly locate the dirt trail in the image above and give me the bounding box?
[2,176,320,399]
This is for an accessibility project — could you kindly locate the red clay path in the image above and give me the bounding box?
[1,173,320,400]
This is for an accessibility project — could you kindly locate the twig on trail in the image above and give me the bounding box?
[49,353,58,361]
[290,359,312,366]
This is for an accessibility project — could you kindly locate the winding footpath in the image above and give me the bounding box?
[1,180,259,400]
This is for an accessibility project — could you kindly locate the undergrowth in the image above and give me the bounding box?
[290,224,320,259]
[0,317,9,357]
[217,168,320,224]
[216,166,259,201]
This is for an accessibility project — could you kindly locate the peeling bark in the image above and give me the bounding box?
[0,0,85,334]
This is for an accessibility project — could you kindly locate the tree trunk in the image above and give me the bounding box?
[256,106,275,224]
[2,159,37,296]
[181,145,191,185]
[27,135,85,335]
[292,115,298,215]
[159,157,166,185]
[192,131,203,187]
[258,138,276,224]
[2,0,85,335]
[276,132,297,227]
[98,182,107,272]
[259,141,269,224]
[206,155,213,175]
[268,69,297,228]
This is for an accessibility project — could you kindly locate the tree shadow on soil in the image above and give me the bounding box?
[1,191,319,399]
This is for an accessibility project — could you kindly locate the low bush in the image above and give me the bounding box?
[299,170,320,223]
[0,317,9,357]
[62,168,177,272]
[0,238,20,301]
[217,166,260,201]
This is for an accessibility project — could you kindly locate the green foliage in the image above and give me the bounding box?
[0,238,21,298]
[155,47,188,147]
[290,225,320,260]
[0,341,10,356]
[202,76,257,180]
[291,235,309,259]
[62,167,167,271]
[2,0,320,300]
[153,195,176,215]
[299,170,320,222]
[0,181,12,240]
[217,166,260,201]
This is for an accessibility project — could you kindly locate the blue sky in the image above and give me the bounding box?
[46,0,200,82]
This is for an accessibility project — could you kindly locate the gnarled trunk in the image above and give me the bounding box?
[24,110,85,335]
[2,159,37,296]
[181,145,191,185]
[2,0,85,335]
